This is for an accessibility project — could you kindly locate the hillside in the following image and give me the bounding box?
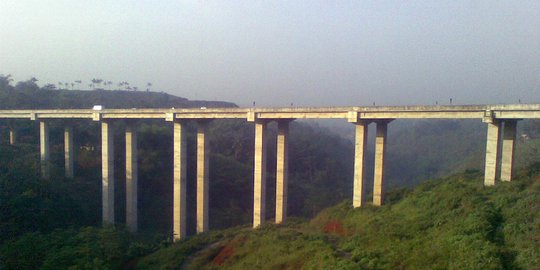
[0,83,236,109]
[137,165,540,269]
[2,165,538,269]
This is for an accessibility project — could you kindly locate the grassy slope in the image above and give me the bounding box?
[137,165,540,270]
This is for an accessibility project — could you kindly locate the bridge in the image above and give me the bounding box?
[1,104,539,240]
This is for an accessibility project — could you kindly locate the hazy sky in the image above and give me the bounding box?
[0,1,539,107]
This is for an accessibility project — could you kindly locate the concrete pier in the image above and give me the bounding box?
[253,120,267,228]
[275,120,290,224]
[373,121,388,206]
[484,121,501,186]
[39,121,50,179]
[197,121,210,233]
[125,125,138,232]
[501,120,517,182]
[353,121,368,208]
[9,127,16,145]
[64,126,74,178]
[173,120,187,240]
[101,121,115,224]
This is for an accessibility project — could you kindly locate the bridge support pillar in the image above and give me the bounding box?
[197,121,210,234]
[253,120,267,228]
[373,121,388,206]
[353,121,368,208]
[9,127,16,145]
[173,120,187,240]
[484,120,501,186]
[39,121,50,179]
[501,120,517,182]
[126,124,138,232]
[102,121,115,224]
[275,120,290,224]
[64,126,74,178]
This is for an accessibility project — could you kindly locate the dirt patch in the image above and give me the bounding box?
[212,244,235,266]
[323,220,347,236]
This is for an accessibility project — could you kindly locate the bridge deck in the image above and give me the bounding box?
[0,104,539,120]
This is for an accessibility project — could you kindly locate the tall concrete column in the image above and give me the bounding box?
[9,127,16,145]
[253,120,267,228]
[173,120,187,240]
[500,120,517,182]
[101,121,115,224]
[39,121,50,179]
[197,121,209,234]
[64,126,74,178]
[275,120,290,224]
[353,121,368,208]
[484,121,501,186]
[125,125,138,232]
[373,121,388,206]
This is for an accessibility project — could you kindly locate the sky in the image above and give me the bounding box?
[0,1,539,107]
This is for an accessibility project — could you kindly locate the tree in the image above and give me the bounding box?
[91,78,104,90]
[0,74,14,89]
[146,82,152,92]
[42,83,56,90]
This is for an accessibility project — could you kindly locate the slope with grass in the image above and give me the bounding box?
[136,165,540,270]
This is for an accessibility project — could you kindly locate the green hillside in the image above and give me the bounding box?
[3,165,537,269]
[138,165,540,269]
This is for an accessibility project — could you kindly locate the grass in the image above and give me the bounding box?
[136,165,540,270]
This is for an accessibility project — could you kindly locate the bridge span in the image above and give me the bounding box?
[1,104,539,240]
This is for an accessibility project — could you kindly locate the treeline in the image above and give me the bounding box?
[0,74,235,109]
[0,74,151,92]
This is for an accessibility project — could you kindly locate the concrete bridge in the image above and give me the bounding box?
[1,104,539,240]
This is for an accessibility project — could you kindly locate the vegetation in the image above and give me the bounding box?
[135,165,540,269]
[5,164,535,269]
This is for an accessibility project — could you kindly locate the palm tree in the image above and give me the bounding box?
[133,86,138,91]
[146,82,152,92]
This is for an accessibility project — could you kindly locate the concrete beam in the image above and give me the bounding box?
[126,125,138,232]
[275,120,290,224]
[102,121,115,224]
[373,121,388,206]
[353,121,368,208]
[173,120,187,240]
[197,121,210,233]
[501,120,517,182]
[484,121,501,186]
[253,120,267,228]
[39,121,50,179]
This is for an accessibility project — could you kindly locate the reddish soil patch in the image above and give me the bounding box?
[323,220,347,236]
[212,244,236,266]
